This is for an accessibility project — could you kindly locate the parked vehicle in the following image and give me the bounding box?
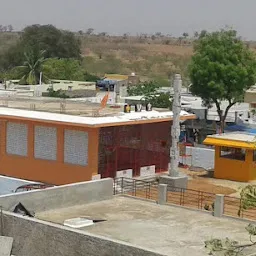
[96,79,116,91]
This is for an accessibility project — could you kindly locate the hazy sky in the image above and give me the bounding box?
[1,0,256,39]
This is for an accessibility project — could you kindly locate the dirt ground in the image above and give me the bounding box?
[177,168,255,196]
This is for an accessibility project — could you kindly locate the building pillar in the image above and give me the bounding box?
[214,194,224,217]
[158,184,168,205]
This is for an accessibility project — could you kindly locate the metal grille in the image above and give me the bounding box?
[224,196,256,221]
[99,122,171,178]
[166,187,216,211]
[34,126,57,161]
[64,129,88,166]
[113,177,158,201]
[6,122,28,156]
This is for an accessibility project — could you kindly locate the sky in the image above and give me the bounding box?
[1,0,256,39]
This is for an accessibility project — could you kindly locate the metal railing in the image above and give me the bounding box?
[166,186,216,211]
[113,177,256,222]
[113,177,158,201]
[224,196,256,221]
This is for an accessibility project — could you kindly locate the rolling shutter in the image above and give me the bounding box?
[64,130,88,166]
[6,122,28,156]
[34,126,57,161]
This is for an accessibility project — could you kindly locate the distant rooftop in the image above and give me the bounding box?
[204,132,256,149]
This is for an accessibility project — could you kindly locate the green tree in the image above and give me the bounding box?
[0,24,81,70]
[20,25,81,59]
[194,31,199,38]
[199,29,207,38]
[239,185,256,216]
[43,58,84,81]
[189,29,256,132]
[127,81,160,96]
[18,49,47,85]
[205,224,256,255]
[182,32,189,39]
[127,81,171,109]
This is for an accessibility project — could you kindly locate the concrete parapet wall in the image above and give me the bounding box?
[0,178,113,212]
[2,211,162,256]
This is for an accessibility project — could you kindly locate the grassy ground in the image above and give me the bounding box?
[81,35,193,84]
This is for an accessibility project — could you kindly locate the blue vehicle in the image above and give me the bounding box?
[96,79,116,91]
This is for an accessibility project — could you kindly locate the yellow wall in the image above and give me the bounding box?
[214,146,256,182]
[0,119,99,185]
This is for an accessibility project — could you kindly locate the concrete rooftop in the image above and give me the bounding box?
[208,132,256,143]
[0,106,195,127]
[37,196,255,256]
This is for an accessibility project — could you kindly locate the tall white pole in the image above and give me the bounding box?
[169,74,182,177]
[39,72,42,85]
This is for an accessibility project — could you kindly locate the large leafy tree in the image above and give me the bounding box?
[189,29,256,132]
[43,58,84,81]
[20,25,81,59]
[0,25,81,70]
[127,81,172,109]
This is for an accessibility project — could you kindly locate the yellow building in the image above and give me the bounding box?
[204,133,256,182]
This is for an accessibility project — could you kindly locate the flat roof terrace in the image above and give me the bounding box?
[37,196,254,256]
[0,107,195,128]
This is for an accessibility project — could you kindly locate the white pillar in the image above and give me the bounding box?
[169,74,182,177]
[158,184,168,205]
[214,194,224,217]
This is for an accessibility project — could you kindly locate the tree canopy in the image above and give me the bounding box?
[0,25,81,70]
[43,58,84,81]
[189,29,256,131]
[127,81,172,109]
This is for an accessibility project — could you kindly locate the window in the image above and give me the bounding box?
[34,126,57,161]
[64,130,88,166]
[220,147,246,161]
[6,122,28,156]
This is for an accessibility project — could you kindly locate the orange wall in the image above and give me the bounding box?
[0,119,99,185]
[214,146,256,182]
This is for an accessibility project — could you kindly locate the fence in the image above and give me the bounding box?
[166,187,216,211]
[113,177,158,201]
[224,196,256,221]
[114,178,256,222]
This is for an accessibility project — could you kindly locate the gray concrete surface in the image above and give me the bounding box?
[0,178,113,212]
[37,196,256,256]
[2,210,162,256]
[0,236,13,256]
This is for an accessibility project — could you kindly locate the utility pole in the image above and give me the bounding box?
[169,74,181,177]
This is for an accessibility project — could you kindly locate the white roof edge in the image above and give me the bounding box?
[0,107,194,126]
[207,132,256,143]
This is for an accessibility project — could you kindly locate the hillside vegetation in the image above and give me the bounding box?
[2,31,256,86]
[0,32,193,85]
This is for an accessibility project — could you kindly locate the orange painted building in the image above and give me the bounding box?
[204,133,256,182]
[0,108,195,185]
